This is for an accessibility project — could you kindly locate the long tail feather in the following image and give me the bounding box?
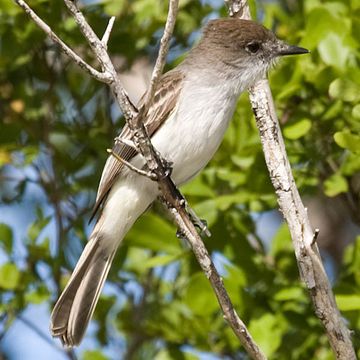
[51,173,157,347]
[50,235,115,347]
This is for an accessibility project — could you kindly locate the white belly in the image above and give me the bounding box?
[150,82,238,185]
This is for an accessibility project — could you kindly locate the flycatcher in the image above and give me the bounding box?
[51,18,308,346]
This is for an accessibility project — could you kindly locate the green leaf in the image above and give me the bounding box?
[352,104,360,119]
[283,119,312,140]
[27,215,51,243]
[82,350,109,360]
[318,33,351,69]
[0,263,21,290]
[223,264,247,307]
[249,313,284,357]
[181,176,215,197]
[133,0,165,24]
[274,287,304,301]
[329,79,360,103]
[193,199,218,227]
[142,253,185,269]
[335,294,360,311]
[324,173,348,197]
[0,223,13,254]
[0,148,11,166]
[103,0,126,16]
[302,7,350,49]
[342,153,360,176]
[154,348,199,360]
[0,0,22,15]
[270,223,292,257]
[25,286,50,304]
[334,131,360,153]
[125,213,180,254]
[183,272,218,315]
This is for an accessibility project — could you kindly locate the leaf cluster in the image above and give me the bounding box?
[0,0,359,359]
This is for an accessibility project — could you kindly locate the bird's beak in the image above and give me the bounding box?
[275,40,309,56]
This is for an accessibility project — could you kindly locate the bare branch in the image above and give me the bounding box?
[224,0,250,18]
[101,16,115,49]
[226,1,356,358]
[141,0,179,109]
[14,0,111,83]
[312,228,320,245]
[63,0,111,72]
[62,0,138,119]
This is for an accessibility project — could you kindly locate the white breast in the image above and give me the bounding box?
[150,77,240,185]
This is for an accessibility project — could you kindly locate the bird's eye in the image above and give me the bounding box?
[246,42,261,54]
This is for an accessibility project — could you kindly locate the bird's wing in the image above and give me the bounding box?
[90,69,185,220]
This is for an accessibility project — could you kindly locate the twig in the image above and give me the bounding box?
[106,149,157,180]
[224,0,250,18]
[312,228,320,245]
[126,0,179,174]
[101,16,115,48]
[140,0,178,110]
[226,1,356,358]
[14,0,111,83]
[62,0,138,119]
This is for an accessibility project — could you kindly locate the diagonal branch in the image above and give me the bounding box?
[225,1,356,359]
[62,0,138,119]
[14,0,111,83]
[101,16,115,49]
[63,0,112,72]
[141,0,178,110]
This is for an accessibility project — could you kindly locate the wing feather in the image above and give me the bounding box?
[90,69,185,220]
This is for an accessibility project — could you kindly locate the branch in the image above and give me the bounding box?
[141,0,178,109]
[15,0,266,358]
[226,1,356,358]
[14,0,111,83]
[101,16,115,49]
[63,0,110,71]
[119,0,179,175]
[62,0,138,120]
[168,203,266,360]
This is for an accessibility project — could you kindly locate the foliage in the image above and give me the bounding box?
[0,0,359,359]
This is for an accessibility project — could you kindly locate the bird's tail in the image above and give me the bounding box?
[50,233,116,347]
[50,172,157,347]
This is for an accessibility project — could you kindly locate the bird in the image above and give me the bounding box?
[50,17,308,346]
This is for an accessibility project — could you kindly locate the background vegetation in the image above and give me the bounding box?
[0,0,359,359]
